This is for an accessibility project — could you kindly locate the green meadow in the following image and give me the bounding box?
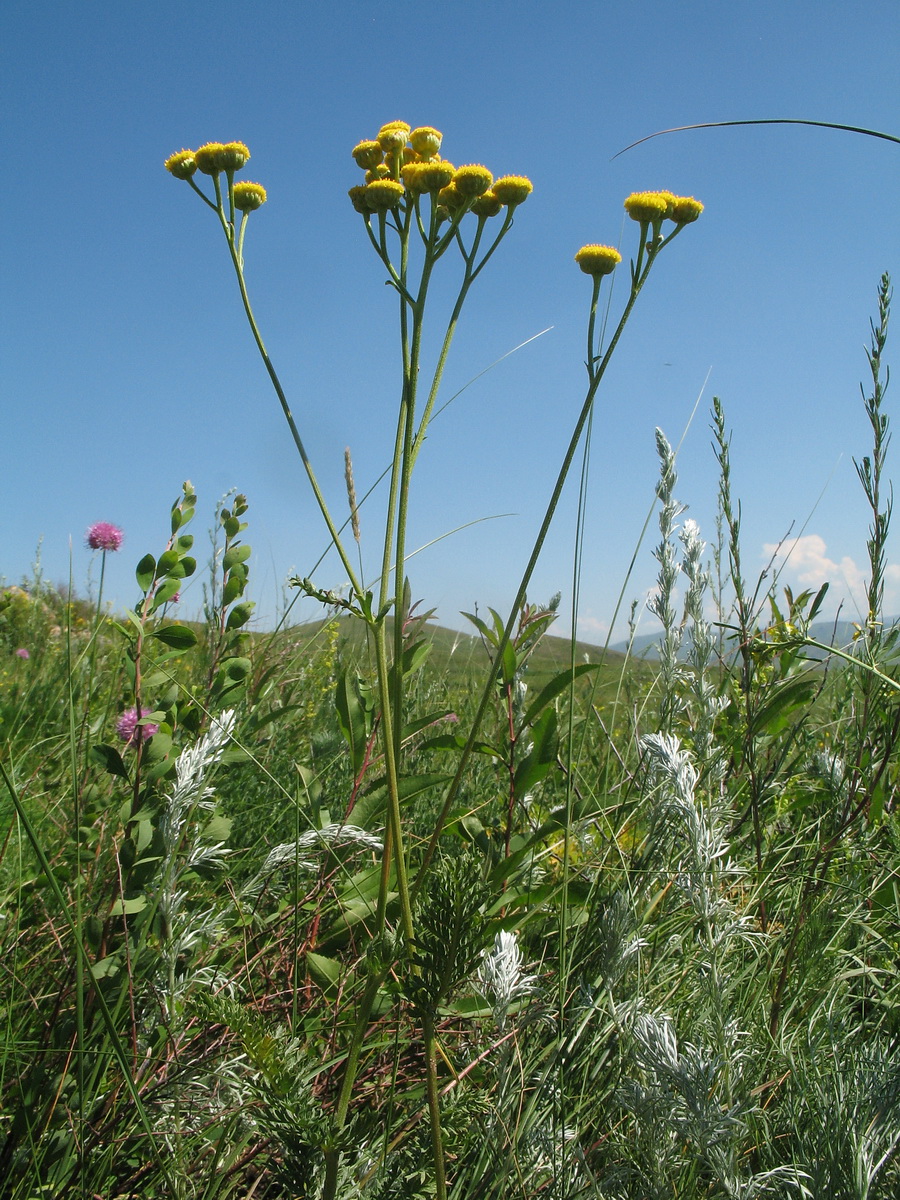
[3,122,900,1199]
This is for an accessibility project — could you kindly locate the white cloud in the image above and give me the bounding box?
[577,614,611,641]
[761,534,900,617]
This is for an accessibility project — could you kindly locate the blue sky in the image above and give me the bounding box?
[4,0,900,643]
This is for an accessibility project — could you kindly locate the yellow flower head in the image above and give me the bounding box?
[402,146,419,164]
[492,175,533,206]
[193,142,227,175]
[575,244,622,276]
[365,179,405,210]
[670,195,704,224]
[218,141,251,171]
[453,164,493,197]
[379,120,411,137]
[417,159,455,191]
[165,149,197,180]
[378,127,409,153]
[410,126,442,158]
[348,185,371,214]
[623,191,670,223]
[365,163,391,183]
[471,190,502,218]
[401,162,427,194]
[233,181,267,211]
[352,140,383,170]
[438,182,466,212]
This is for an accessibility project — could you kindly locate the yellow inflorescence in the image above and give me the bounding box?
[352,140,384,170]
[492,175,533,206]
[379,121,411,137]
[416,160,455,192]
[378,128,409,153]
[575,245,622,276]
[670,195,704,223]
[471,191,502,218]
[410,126,442,158]
[193,142,226,175]
[365,179,405,210]
[218,141,251,171]
[347,123,532,220]
[165,149,197,179]
[401,163,427,194]
[233,182,267,211]
[623,191,670,223]
[452,164,493,197]
[348,185,370,214]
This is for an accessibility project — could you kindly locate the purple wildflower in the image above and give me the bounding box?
[15,648,30,659]
[116,706,159,746]
[86,522,124,552]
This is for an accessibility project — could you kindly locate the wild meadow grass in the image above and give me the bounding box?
[2,122,900,1199]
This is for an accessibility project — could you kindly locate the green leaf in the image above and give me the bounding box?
[203,814,233,842]
[150,578,181,612]
[142,731,173,764]
[513,707,559,798]
[335,669,372,776]
[306,951,342,993]
[110,895,148,916]
[135,554,156,594]
[521,662,600,728]
[222,571,246,606]
[157,549,179,575]
[150,624,198,650]
[226,601,255,631]
[499,638,518,688]
[461,610,495,645]
[223,515,241,538]
[90,743,130,779]
[749,677,816,737]
[223,544,252,571]
[90,954,122,980]
[176,534,194,553]
[351,773,449,829]
[219,657,252,683]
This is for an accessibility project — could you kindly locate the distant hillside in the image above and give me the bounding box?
[613,619,896,661]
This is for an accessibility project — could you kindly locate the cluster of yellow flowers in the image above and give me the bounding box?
[348,121,533,219]
[574,190,703,276]
[624,190,703,225]
[164,142,268,212]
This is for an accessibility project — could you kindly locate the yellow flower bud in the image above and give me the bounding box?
[417,160,455,191]
[438,182,466,212]
[410,126,442,158]
[623,191,670,223]
[379,121,411,137]
[453,164,493,197]
[402,147,419,164]
[365,164,391,183]
[365,179,405,210]
[233,181,267,211]
[194,142,226,175]
[401,162,427,194]
[670,195,704,224]
[348,185,371,214]
[378,128,409,153]
[574,245,622,276]
[352,140,383,170]
[492,175,533,206]
[165,150,197,180]
[471,190,502,218]
[218,141,251,171]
